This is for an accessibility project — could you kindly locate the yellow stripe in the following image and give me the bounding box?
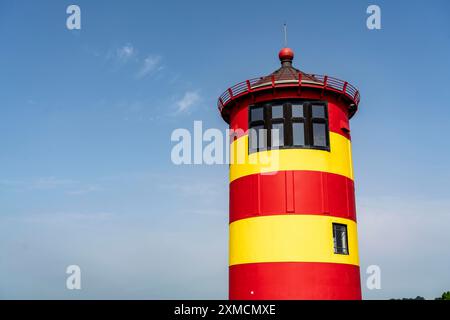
[229,132,353,182]
[229,215,359,266]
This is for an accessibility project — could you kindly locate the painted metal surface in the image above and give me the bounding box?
[230,170,356,223]
[219,48,361,300]
[230,262,362,300]
[229,133,354,182]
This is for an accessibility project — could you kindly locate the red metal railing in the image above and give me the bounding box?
[218,73,360,112]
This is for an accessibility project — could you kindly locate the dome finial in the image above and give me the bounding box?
[279,47,294,65]
[279,23,294,65]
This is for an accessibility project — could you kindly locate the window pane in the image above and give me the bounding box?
[271,123,284,148]
[249,125,266,151]
[251,107,264,122]
[312,104,326,118]
[271,105,284,119]
[340,231,348,254]
[313,123,327,147]
[333,224,348,255]
[293,122,305,146]
[248,128,258,151]
[336,229,344,248]
[291,103,304,118]
[258,127,267,150]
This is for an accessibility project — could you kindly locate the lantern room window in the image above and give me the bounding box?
[248,100,329,153]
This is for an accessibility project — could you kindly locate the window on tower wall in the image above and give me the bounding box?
[333,223,349,255]
[270,104,285,148]
[248,106,267,153]
[248,100,329,153]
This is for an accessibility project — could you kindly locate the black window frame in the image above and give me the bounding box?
[248,100,330,154]
[268,102,286,149]
[332,223,349,255]
[248,104,269,153]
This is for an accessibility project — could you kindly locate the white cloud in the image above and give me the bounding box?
[30,177,77,190]
[102,45,164,79]
[176,91,201,113]
[116,44,135,61]
[0,177,77,191]
[15,211,114,224]
[136,55,163,78]
[66,185,103,195]
[0,177,102,195]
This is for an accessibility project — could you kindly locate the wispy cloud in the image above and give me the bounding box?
[94,44,166,80]
[0,177,100,195]
[116,44,135,61]
[0,177,76,190]
[66,185,103,195]
[176,91,201,113]
[15,211,115,224]
[136,55,163,78]
[30,177,77,190]
[105,44,136,65]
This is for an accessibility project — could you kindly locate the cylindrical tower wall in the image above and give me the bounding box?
[227,89,361,300]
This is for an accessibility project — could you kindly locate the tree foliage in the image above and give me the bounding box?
[440,291,450,300]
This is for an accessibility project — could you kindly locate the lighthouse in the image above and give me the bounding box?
[218,47,362,300]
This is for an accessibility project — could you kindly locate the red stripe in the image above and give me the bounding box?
[230,171,356,223]
[229,94,351,140]
[229,262,362,300]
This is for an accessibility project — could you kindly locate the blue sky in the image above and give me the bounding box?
[0,0,450,299]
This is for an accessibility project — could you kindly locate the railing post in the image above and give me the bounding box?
[217,75,359,115]
[228,88,234,100]
[298,72,302,95]
[321,76,328,97]
[343,81,348,94]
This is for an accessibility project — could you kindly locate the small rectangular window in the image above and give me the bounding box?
[249,125,266,152]
[271,122,284,148]
[291,103,304,118]
[271,105,284,119]
[333,223,349,255]
[292,122,305,146]
[251,107,264,122]
[313,122,327,147]
[312,104,326,119]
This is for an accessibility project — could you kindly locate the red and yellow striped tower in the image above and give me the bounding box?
[218,48,362,300]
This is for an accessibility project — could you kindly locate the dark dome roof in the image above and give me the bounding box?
[217,47,361,122]
[254,48,321,86]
